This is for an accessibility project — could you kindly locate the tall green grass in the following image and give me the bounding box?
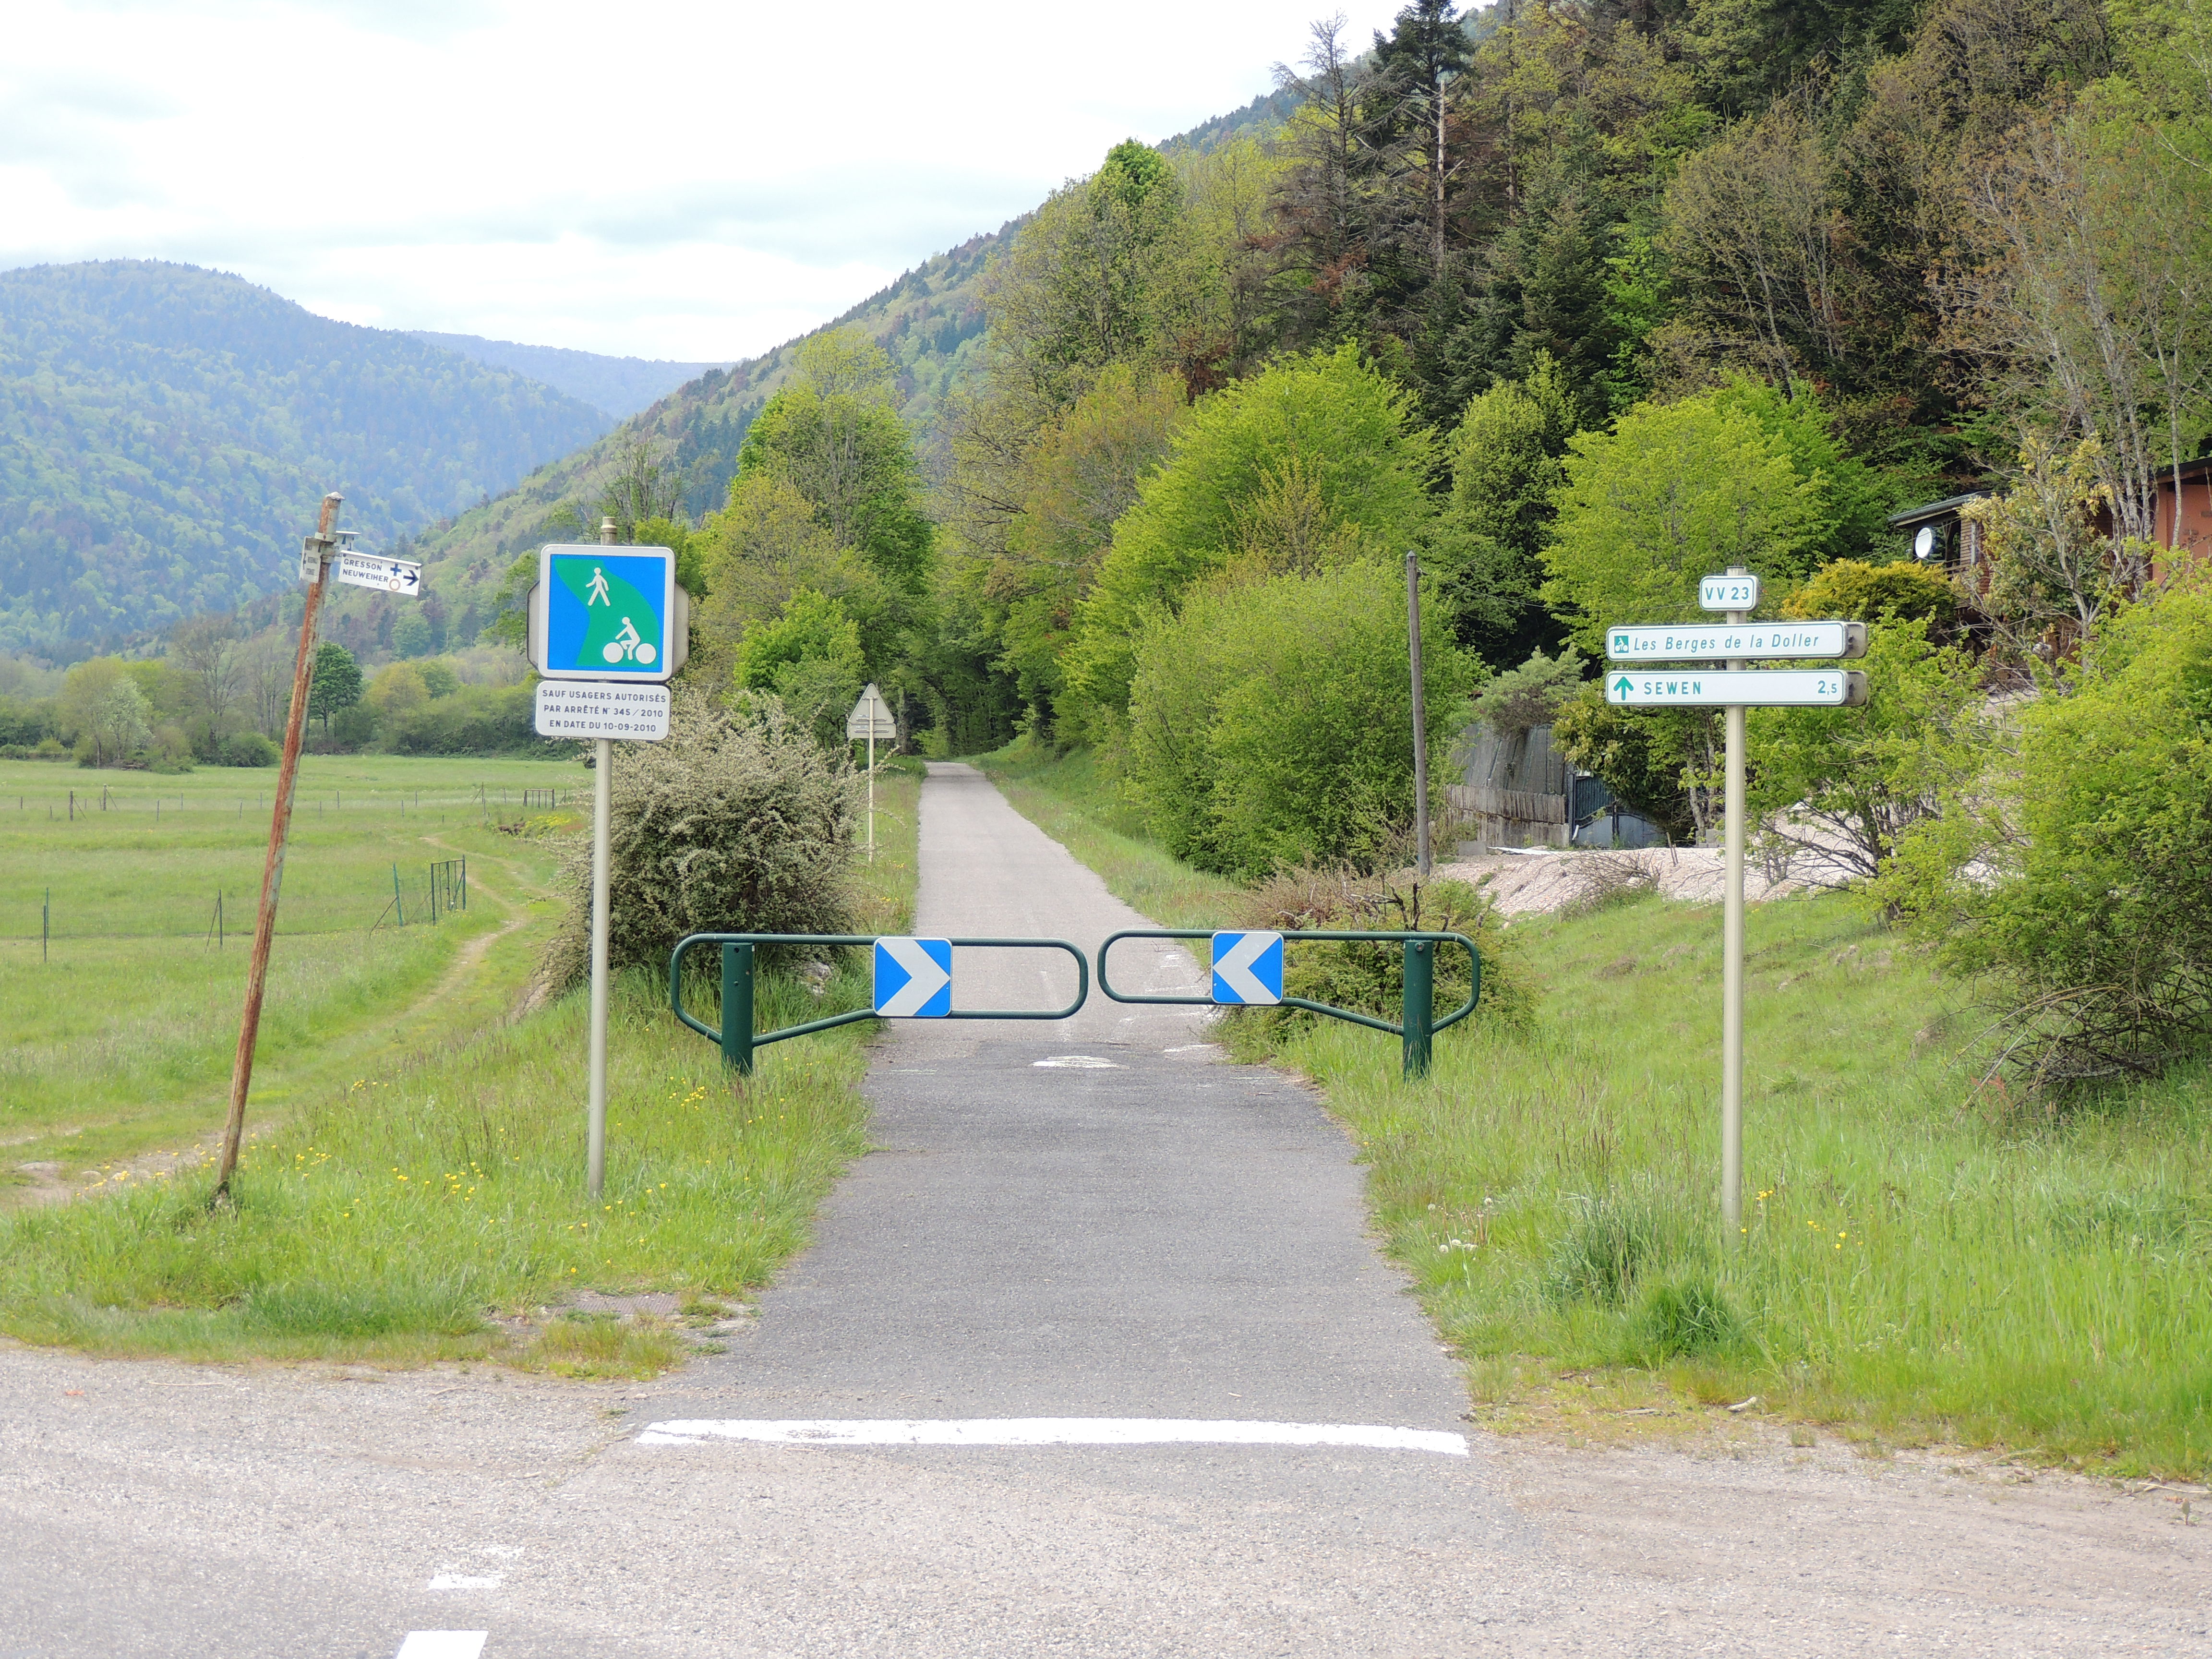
[981,743,2212,1478]
[0,762,922,1368]
[1,754,584,1175]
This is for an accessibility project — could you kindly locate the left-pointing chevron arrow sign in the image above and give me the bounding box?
[873,937,953,1018]
[1210,931,1284,1006]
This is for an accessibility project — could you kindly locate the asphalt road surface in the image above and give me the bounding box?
[3,763,2206,1656]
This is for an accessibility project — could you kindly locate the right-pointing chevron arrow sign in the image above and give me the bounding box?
[1210,931,1284,1006]
[873,937,952,1018]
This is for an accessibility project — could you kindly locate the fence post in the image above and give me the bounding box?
[721,941,756,1076]
[460,857,466,911]
[1401,938,1434,1081]
[393,863,403,927]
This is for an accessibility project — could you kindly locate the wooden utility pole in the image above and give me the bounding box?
[213,493,340,1206]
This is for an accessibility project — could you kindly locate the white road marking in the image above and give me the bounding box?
[1032,1055,1120,1068]
[395,1635,486,1659]
[425,1575,502,1590]
[636,1418,1468,1455]
[1163,1044,1213,1053]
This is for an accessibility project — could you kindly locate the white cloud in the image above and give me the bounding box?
[0,0,1407,360]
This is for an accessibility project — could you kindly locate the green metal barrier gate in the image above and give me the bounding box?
[670,933,1089,1076]
[1095,929,1481,1080]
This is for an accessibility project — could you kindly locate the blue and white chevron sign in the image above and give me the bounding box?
[873,937,952,1018]
[1210,930,1284,1006]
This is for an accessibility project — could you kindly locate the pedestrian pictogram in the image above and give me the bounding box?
[874,937,953,1018]
[1210,931,1284,1005]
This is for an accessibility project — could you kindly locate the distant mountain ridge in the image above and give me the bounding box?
[409,332,731,420]
[0,259,612,654]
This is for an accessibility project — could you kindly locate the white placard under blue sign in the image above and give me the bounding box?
[533,680,670,741]
[1699,573,1761,612]
[1606,669,1866,707]
[874,937,952,1018]
[1606,621,1861,662]
[1211,931,1284,1006]
[536,544,676,682]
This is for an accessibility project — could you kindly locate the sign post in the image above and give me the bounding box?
[845,683,896,863]
[1721,575,1750,1236]
[1604,571,1868,1232]
[529,521,684,1198]
[215,493,420,1207]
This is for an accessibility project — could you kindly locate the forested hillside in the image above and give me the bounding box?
[0,261,611,655]
[408,332,732,420]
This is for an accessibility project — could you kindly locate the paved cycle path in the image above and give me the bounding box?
[613,761,1562,1653]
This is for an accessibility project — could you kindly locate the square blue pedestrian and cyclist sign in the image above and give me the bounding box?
[538,545,676,681]
[1211,930,1283,1006]
[874,937,953,1018]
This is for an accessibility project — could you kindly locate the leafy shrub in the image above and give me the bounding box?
[1780,558,1956,627]
[383,684,539,755]
[329,705,375,749]
[1124,563,1477,877]
[538,685,860,996]
[1551,686,1707,843]
[1469,645,1586,738]
[731,587,866,749]
[1541,390,1820,655]
[1745,616,1983,887]
[1069,345,1439,715]
[218,730,277,767]
[1880,578,2212,1091]
[1231,870,1534,1039]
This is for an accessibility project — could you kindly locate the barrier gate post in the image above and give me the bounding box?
[721,941,755,1075]
[1402,938,1435,1079]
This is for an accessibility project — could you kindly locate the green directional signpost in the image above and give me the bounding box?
[1608,567,1867,1233]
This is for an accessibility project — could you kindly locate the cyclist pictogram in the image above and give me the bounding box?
[603,615,658,665]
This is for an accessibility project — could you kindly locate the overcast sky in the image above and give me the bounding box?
[0,0,1407,363]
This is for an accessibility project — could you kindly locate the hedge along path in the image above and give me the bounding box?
[6,827,562,1212]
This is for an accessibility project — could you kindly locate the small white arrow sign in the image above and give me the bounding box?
[874,937,952,1018]
[1211,930,1283,1006]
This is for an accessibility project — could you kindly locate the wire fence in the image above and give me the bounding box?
[1,776,552,945]
[373,858,469,932]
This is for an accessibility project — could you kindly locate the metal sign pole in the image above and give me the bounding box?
[587,517,616,1200]
[1721,565,1749,1233]
[214,491,341,1206]
[867,726,876,864]
[1407,551,1431,880]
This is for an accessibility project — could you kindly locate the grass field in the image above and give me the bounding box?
[0,752,921,1374]
[976,739,2212,1480]
[0,755,588,1183]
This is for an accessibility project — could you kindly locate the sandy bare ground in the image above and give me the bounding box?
[1434,844,1813,916]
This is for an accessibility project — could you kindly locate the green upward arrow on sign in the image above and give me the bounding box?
[1613,675,1634,698]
